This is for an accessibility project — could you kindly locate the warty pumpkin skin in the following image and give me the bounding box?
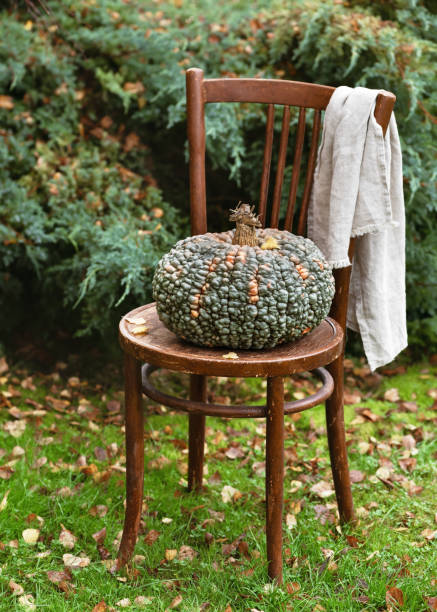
[152,224,335,350]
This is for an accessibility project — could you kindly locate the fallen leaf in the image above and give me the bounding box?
[170,595,183,608]
[178,545,197,561]
[59,525,77,549]
[346,535,360,548]
[360,409,380,422]
[402,434,416,450]
[0,465,14,479]
[286,513,297,529]
[221,485,241,503]
[421,529,437,541]
[63,553,90,568]
[386,585,404,608]
[311,481,335,499]
[427,596,437,611]
[384,388,401,402]
[286,582,301,594]
[92,527,107,545]
[344,391,362,404]
[131,325,148,336]
[375,467,392,480]
[91,602,108,612]
[144,530,160,545]
[0,489,9,511]
[18,594,36,610]
[349,470,365,483]
[222,352,238,359]
[225,446,245,459]
[47,569,72,584]
[165,549,178,561]
[22,528,40,545]
[89,505,108,517]
[3,420,26,438]
[9,580,24,595]
[290,480,303,493]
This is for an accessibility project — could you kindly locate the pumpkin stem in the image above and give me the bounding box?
[230,202,261,247]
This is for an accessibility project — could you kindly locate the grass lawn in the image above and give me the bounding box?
[0,356,436,611]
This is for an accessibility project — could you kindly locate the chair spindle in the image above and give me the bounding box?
[297,109,321,236]
[270,105,291,228]
[284,107,306,231]
[258,104,275,227]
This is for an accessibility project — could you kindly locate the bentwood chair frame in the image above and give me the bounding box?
[116,68,396,583]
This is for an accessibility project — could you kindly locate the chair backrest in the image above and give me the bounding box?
[186,67,395,330]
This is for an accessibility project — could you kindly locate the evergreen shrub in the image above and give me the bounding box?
[0,0,436,351]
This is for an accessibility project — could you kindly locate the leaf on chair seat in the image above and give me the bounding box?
[131,325,148,335]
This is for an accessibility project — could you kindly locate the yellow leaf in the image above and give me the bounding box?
[260,236,279,250]
[165,549,178,561]
[222,352,238,359]
[131,325,148,335]
[24,20,33,30]
[125,316,146,324]
[22,528,40,545]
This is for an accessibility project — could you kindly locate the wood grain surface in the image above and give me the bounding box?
[119,303,343,377]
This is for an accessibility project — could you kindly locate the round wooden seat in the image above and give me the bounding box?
[119,303,344,378]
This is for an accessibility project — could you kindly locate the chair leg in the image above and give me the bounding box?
[326,355,355,523]
[116,353,144,570]
[265,376,284,584]
[188,374,207,492]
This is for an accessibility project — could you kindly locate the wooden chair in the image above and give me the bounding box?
[116,68,396,583]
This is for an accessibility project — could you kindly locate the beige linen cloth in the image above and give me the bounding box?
[307,86,407,371]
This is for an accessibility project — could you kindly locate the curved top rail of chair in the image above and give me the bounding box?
[119,304,344,377]
[187,68,396,137]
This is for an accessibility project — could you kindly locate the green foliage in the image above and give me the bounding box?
[0,0,436,350]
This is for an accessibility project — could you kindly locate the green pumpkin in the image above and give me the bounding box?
[153,203,335,349]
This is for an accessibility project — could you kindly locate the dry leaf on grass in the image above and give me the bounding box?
[22,528,40,545]
[0,466,14,479]
[144,530,160,545]
[311,481,335,499]
[384,388,401,402]
[221,485,242,503]
[386,585,404,608]
[59,525,77,549]
[349,470,366,483]
[18,594,36,610]
[286,513,297,529]
[3,420,26,438]
[91,602,108,612]
[0,489,9,511]
[116,599,131,608]
[63,553,90,568]
[169,595,183,609]
[9,580,24,596]
[178,545,197,561]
